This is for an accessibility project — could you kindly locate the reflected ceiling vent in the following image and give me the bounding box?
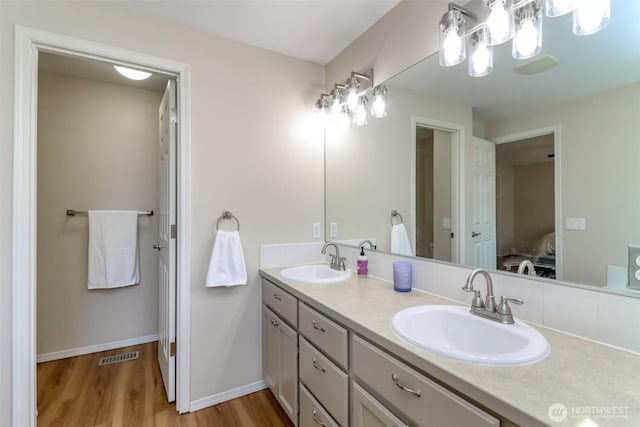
[514,55,560,75]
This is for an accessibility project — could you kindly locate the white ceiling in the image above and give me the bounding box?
[121,0,401,65]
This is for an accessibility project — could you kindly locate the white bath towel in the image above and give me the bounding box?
[206,230,247,287]
[88,210,140,289]
[391,223,413,256]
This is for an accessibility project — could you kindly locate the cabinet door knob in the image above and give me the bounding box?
[270,318,279,327]
[312,320,326,333]
[312,410,327,426]
[312,358,326,373]
[272,293,283,301]
[391,373,421,397]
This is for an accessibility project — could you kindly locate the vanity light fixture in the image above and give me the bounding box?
[113,65,152,80]
[513,1,542,59]
[316,70,386,131]
[437,0,610,77]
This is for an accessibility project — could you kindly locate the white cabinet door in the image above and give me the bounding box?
[352,382,408,427]
[263,305,298,425]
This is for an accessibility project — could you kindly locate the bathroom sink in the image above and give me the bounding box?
[280,264,351,284]
[391,305,550,366]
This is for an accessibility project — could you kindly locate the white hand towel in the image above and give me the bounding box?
[88,210,140,289]
[391,223,413,256]
[206,230,247,287]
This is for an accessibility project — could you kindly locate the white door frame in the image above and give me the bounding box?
[491,125,562,280]
[12,26,192,426]
[410,116,465,264]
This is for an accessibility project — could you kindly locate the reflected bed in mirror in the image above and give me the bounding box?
[325,1,640,295]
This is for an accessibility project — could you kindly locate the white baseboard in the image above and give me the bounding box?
[189,380,268,412]
[36,334,159,363]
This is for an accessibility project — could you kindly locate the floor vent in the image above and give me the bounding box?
[98,351,140,366]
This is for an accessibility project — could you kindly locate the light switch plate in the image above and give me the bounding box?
[565,217,586,230]
[312,223,321,239]
[329,222,338,238]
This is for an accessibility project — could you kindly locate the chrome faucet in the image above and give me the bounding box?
[322,242,347,271]
[517,260,537,276]
[358,239,376,250]
[462,268,523,324]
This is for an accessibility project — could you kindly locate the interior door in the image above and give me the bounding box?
[158,79,177,402]
[470,137,497,270]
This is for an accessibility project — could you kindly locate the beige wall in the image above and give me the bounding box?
[416,132,434,257]
[496,164,516,255]
[326,0,449,87]
[433,129,452,261]
[37,71,162,356]
[487,83,640,286]
[1,1,324,419]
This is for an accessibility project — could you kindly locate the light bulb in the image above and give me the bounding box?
[443,29,463,64]
[355,102,367,126]
[471,42,491,75]
[113,65,152,80]
[346,87,358,112]
[515,19,539,57]
[371,95,386,118]
[573,0,610,35]
[331,97,341,118]
[486,1,511,44]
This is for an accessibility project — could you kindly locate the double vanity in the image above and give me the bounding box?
[260,263,640,427]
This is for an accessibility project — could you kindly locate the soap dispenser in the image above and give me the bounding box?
[357,246,368,277]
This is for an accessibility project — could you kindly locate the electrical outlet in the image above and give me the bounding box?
[312,223,321,239]
[628,245,640,289]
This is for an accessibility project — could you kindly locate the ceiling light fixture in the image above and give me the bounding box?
[315,69,387,132]
[437,0,610,77]
[113,65,152,80]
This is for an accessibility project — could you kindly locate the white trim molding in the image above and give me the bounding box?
[12,26,192,426]
[190,381,268,412]
[37,334,160,363]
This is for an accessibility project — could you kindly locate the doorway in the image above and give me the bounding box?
[12,27,192,425]
[411,116,463,263]
[495,131,558,278]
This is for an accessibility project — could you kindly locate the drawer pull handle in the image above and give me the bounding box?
[270,318,279,327]
[272,293,283,301]
[312,320,326,333]
[312,410,327,426]
[391,373,422,397]
[312,358,326,373]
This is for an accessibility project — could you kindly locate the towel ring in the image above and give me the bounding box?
[391,210,404,226]
[216,211,240,231]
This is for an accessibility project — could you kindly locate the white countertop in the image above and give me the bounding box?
[261,267,640,427]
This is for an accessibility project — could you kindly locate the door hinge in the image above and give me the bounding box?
[171,224,177,239]
[170,341,177,357]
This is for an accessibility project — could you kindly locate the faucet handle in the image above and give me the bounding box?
[337,256,347,270]
[497,296,523,315]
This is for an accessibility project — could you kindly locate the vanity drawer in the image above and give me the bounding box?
[262,279,297,327]
[299,337,348,426]
[299,303,348,369]
[300,383,340,427]
[351,335,500,427]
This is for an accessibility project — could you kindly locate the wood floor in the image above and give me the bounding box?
[37,342,293,427]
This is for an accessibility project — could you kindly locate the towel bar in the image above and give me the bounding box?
[216,211,240,231]
[66,209,154,216]
[391,210,404,226]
